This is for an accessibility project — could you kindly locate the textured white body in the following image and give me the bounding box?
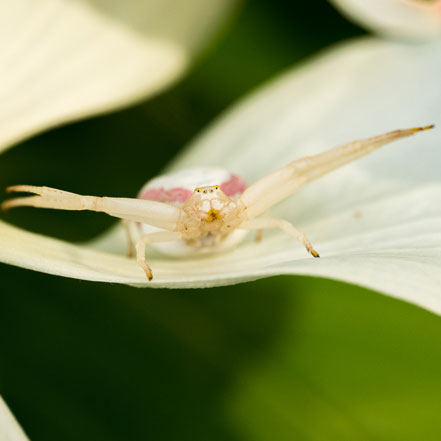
[137,167,248,257]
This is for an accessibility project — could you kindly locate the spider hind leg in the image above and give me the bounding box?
[240,218,320,258]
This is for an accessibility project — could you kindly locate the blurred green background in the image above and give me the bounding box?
[1,1,441,440]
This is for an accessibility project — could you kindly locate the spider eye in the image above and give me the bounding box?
[215,185,220,190]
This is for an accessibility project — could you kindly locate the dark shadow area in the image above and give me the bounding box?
[0,267,295,441]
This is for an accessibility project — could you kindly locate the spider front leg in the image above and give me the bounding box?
[240,218,319,258]
[3,185,182,230]
[3,185,186,280]
[238,126,434,219]
[135,231,183,280]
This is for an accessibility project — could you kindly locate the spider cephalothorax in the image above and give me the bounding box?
[181,185,245,237]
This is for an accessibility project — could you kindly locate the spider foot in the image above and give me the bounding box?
[311,249,320,258]
[141,265,153,281]
[304,241,320,258]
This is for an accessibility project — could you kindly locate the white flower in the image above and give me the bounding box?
[0,396,29,441]
[0,0,237,153]
[0,4,440,315]
[330,0,441,40]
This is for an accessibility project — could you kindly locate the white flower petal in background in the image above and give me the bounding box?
[0,396,30,441]
[1,37,441,314]
[0,0,237,153]
[330,0,441,40]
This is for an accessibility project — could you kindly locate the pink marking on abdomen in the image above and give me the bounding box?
[139,173,247,205]
[220,174,247,197]
[139,187,193,204]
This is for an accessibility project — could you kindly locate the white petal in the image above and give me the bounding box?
[2,38,441,315]
[0,396,30,441]
[0,0,236,153]
[171,37,441,313]
[173,38,441,184]
[330,0,441,40]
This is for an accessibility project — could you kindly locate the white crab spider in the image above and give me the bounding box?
[2,125,434,280]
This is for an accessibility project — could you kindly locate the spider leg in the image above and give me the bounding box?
[122,220,136,257]
[255,229,263,242]
[3,185,183,231]
[239,125,434,219]
[240,218,319,258]
[136,231,183,280]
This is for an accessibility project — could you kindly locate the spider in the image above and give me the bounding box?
[2,125,433,280]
